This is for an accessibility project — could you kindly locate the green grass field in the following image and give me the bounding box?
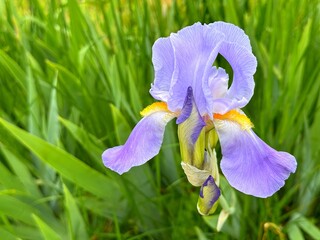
[0,0,319,239]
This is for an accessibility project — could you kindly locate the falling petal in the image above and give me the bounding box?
[214,112,297,197]
[102,105,175,174]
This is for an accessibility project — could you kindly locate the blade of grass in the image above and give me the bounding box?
[63,184,88,240]
[32,214,63,240]
[0,117,122,203]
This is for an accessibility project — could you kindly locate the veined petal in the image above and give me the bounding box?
[203,67,229,115]
[209,22,257,113]
[220,45,256,112]
[102,103,175,175]
[168,22,224,115]
[214,111,297,197]
[208,67,229,99]
[210,21,252,51]
[150,38,174,102]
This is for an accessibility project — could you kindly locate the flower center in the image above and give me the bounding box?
[213,110,253,130]
[140,102,170,116]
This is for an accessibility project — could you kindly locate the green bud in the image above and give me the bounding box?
[192,128,206,169]
[205,128,219,149]
[177,111,206,167]
[197,176,221,215]
[178,121,193,165]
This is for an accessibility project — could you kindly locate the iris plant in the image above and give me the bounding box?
[102,22,297,215]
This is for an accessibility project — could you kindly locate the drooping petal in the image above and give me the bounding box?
[102,103,175,175]
[197,175,221,215]
[214,112,297,198]
[209,22,257,113]
[168,22,225,115]
[150,38,174,102]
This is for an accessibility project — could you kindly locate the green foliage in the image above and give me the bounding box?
[0,0,319,239]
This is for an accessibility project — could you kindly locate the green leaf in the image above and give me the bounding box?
[0,195,38,224]
[58,117,104,160]
[287,224,304,240]
[203,214,219,231]
[1,146,41,197]
[0,160,24,191]
[63,184,88,240]
[0,117,122,203]
[297,216,320,240]
[26,63,42,137]
[0,227,16,240]
[47,71,59,144]
[110,104,131,144]
[0,49,26,90]
[195,226,208,240]
[32,214,62,240]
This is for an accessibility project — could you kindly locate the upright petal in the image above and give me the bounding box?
[150,37,174,102]
[102,104,175,174]
[168,22,224,115]
[210,21,252,51]
[209,22,257,113]
[214,111,297,198]
[149,22,257,116]
[203,67,230,114]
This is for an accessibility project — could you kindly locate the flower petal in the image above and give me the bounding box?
[168,22,224,115]
[150,37,174,102]
[102,109,175,174]
[210,21,252,51]
[203,66,229,114]
[209,22,257,113]
[214,114,297,198]
[149,22,257,116]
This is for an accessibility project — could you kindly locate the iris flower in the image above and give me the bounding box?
[102,22,297,214]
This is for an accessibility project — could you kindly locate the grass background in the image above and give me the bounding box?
[0,0,319,239]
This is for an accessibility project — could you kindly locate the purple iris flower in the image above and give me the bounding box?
[102,22,297,203]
